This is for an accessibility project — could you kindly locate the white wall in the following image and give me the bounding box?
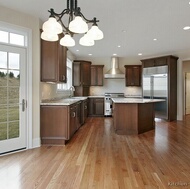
[0,5,41,147]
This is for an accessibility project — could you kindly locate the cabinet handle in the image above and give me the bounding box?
[72,112,76,117]
[62,75,66,81]
[84,105,87,109]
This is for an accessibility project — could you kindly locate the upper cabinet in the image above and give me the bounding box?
[91,65,104,86]
[73,60,91,86]
[41,34,67,82]
[124,65,142,86]
[141,57,167,68]
[73,60,91,96]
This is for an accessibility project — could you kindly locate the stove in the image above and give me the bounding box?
[104,93,125,116]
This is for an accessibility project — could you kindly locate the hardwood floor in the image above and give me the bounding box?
[1,116,190,189]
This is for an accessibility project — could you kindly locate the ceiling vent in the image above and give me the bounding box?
[104,57,125,79]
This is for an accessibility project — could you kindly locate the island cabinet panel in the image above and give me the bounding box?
[40,103,81,145]
[124,65,141,86]
[73,60,91,96]
[88,97,104,117]
[41,34,67,82]
[91,65,104,86]
[113,102,155,135]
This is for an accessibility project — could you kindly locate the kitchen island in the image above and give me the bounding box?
[112,98,164,135]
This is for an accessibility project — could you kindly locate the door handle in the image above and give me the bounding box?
[22,99,26,112]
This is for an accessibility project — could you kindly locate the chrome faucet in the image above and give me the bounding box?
[69,86,75,97]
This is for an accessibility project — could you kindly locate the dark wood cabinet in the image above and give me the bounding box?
[73,60,91,96]
[81,99,88,125]
[141,57,167,68]
[40,103,81,145]
[88,97,104,117]
[91,65,104,86]
[41,34,67,82]
[141,55,178,121]
[124,65,141,86]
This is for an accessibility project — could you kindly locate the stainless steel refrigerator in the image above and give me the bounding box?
[142,66,168,120]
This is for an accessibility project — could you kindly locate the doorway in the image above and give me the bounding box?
[185,72,190,115]
[0,44,27,154]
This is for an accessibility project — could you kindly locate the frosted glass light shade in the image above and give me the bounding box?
[79,34,94,46]
[60,34,75,47]
[87,25,104,40]
[42,17,62,34]
[69,16,88,34]
[41,31,59,41]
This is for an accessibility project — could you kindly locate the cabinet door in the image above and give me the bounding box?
[125,65,141,86]
[90,66,96,86]
[58,45,67,82]
[41,40,59,82]
[82,62,91,86]
[91,65,104,86]
[73,62,81,86]
[94,98,104,116]
[83,99,88,123]
[96,66,104,86]
[69,105,77,138]
[76,101,82,129]
[88,98,94,116]
[41,35,67,83]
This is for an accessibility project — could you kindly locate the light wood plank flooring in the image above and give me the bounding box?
[1,116,190,189]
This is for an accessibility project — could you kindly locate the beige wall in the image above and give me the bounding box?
[0,5,41,147]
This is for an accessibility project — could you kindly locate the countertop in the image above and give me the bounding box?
[41,97,88,106]
[112,98,165,104]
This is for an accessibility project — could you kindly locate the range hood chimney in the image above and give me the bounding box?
[104,57,125,79]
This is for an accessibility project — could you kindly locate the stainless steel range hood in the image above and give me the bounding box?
[104,57,125,79]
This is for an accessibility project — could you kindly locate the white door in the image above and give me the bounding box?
[0,44,26,154]
[185,73,190,115]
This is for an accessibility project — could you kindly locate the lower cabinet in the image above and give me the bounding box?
[88,97,104,117]
[81,99,88,124]
[40,103,81,145]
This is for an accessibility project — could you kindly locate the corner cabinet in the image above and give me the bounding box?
[73,60,91,96]
[41,34,67,82]
[91,65,104,86]
[124,65,142,86]
[141,55,178,121]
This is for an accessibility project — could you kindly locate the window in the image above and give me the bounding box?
[57,58,73,91]
[0,29,26,47]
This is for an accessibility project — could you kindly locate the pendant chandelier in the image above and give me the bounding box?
[41,0,104,47]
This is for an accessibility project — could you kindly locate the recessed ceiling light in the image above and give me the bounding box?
[113,53,117,56]
[76,49,79,52]
[122,30,126,33]
[118,45,121,48]
[138,53,142,56]
[183,26,190,30]
[153,38,157,41]
[88,54,92,56]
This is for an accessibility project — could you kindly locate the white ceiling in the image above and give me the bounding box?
[1,0,190,60]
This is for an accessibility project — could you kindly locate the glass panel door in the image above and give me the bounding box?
[0,44,26,154]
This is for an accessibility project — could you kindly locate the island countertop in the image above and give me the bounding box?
[111,98,165,104]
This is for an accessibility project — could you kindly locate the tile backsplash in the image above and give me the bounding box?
[41,82,70,100]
